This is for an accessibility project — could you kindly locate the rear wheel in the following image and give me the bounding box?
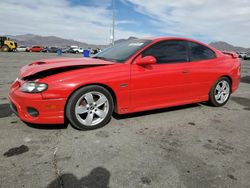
[209,77,231,107]
[66,85,114,130]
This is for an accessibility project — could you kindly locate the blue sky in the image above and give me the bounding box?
[0,0,250,47]
[70,0,159,36]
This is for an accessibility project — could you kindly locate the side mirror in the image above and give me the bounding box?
[134,55,157,65]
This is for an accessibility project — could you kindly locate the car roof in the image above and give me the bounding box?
[146,36,203,44]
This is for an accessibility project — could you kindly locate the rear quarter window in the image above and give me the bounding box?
[188,42,216,62]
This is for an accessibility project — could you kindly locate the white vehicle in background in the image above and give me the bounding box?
[243,53,250,60]
[16,46,27,52]
[71,47,84,53]
[69,45,78,49]
[238,52,248,59]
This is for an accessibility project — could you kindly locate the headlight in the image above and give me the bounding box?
[20,82,48,93]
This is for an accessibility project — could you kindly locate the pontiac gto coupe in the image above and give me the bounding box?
[9,37,241,130]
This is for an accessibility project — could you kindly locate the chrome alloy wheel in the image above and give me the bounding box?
[214,80,230,104]
[75,92,109,126]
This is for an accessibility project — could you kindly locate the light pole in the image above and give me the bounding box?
[111,0,115,45]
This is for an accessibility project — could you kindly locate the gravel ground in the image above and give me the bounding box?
[0,52,250,188]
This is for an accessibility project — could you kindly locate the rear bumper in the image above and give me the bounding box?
[8,88,66,124]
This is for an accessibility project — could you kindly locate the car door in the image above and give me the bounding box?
[130,40,193,112]
[186,41,218,99]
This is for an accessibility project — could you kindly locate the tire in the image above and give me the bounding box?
[2,45,9,52]
[209,77,231,107]
[66,85,114,130]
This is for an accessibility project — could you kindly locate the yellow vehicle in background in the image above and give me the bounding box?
[0,36,17,52]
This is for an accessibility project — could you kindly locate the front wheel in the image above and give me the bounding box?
[66,85,114,130]
[209,77,231,107]
[2,45,9,52]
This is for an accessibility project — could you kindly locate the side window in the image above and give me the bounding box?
[188,42,216,61]
[142,40,188,64]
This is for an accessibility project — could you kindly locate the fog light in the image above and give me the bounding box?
[27,107,39,117]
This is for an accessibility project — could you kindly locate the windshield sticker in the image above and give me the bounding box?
[128,43,144,46]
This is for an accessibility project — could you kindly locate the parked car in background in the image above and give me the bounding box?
[243,53,250,60]
[66,48,74,53]
[42,47,59,53]
[42,47,49,53]
[71,47,84,53]
[29,46,43,52]
[9,37,241,130]
[61,47,71,53]
[48,47,59,53]
[238,52,248,59]
[16,46,27,52]
[90,48,101,54]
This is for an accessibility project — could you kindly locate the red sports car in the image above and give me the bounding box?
[9,37,241,130]
[29,46,43,52]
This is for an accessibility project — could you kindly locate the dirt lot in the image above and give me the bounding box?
[0,52,250,188]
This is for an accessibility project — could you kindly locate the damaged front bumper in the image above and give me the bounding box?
[8,79,66,124]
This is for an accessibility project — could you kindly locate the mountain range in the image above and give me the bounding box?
[7,34,107,48]
[5,34,250,52]
[209,41,250,53]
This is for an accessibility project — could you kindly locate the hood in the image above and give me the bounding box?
[20,57,115,78]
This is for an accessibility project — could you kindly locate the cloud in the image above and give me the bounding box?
[0,0,151,44]
[1,0,249,47]
[123,0,250,47]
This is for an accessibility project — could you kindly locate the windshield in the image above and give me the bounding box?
[93,39,152,63]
